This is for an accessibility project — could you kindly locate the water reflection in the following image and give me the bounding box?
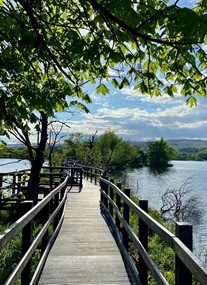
[148,166,171,175]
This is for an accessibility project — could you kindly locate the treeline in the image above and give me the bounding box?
[52,131,177,171]
[176,149,207,161]
[0,146,29,159]
[2,132,207,172]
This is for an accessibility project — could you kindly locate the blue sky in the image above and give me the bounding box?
[56,0,207,142]
[58,83,207,142]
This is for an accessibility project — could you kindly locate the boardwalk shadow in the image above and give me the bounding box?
[67,185,83,193]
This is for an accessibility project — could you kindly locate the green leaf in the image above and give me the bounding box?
[119,77,130,89]
[96,84,109,95]
[186,96,197,107]
[111,78,119,88]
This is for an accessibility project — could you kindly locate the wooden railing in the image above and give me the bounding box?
[98,177,207,285]
[63,159,104,186]
[41,166,83,191]
[2,163,207,285]
[0,166,83,285]
[82,165,104,185]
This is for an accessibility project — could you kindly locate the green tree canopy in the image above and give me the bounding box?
[1,0,207,196]
[95,131,140,170]
[147,138,177,168]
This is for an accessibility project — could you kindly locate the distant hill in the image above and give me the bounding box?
[167,139,207,150]
[132,139,207,151]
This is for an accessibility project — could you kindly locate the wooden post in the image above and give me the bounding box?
[139,199,148,285]
[54,191,60,230]
[21,201,33,285]
[86,168,89,180]
[18,173,21,192]
[90,168,93,183]
[12,173,16,196]
[109,178,114,218]
[123,188,130,251]
[104,177,109,209]
[0,175,3,188]
[41,189,51,254]
[100,179,103,204]
[116,182,122,232]
[175,222,193,285]
[94,169,97,185]
[0,175,3,205]
[49,167,53,190]
[80,168,83,189]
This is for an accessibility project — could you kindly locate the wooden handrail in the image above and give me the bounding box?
[100,177,207,285]
[0,175,68,285]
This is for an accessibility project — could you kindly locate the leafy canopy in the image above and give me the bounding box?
[0,0,207,139]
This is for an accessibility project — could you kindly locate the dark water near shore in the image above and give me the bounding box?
[118,160,207,264]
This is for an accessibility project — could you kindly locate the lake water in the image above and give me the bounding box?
[0,158,31,173]
[123,160,207,264]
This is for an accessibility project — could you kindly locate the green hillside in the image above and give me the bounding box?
[132,139,207,151]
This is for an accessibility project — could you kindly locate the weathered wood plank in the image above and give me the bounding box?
[38,180,135,285]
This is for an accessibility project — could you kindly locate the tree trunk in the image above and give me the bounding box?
[27,112,48,202]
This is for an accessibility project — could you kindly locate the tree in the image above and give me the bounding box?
[47,121,70,167]
[1,0,207,198]
[160,177,201,222]
[95,131,140,170]
[147,138,177,168]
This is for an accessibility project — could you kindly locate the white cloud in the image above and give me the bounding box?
[121,86,186,105]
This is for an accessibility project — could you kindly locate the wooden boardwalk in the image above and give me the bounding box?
[38,179,136,285]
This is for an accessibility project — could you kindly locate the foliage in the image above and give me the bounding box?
[147,138,177,168]
[0,146,29,159]
[0,232,22,284]
[62,131,142,170]
[148,234,175,285]
[94,131,141,170]
[0,0,207,114]
[1,0,207,197]
[0,213,47,284]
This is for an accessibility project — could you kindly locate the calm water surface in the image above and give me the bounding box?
[124,160,207,263]
[0,158,30,173]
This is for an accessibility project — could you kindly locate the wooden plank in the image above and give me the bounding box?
[38,179,136,285]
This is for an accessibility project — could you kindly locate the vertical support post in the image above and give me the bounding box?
[54,191,60,230]
[41,189,51,254]
[123,188,130,251]
[94,169,97,185]
[175,222,193,285]
[12,173,16,196]
[50,167,53,190]
[116,182,122,232]
[0,175,3,205]
[0,175,3,188]
[90,168,93,183]
[21,201,33,285]
[100,178,104,205]
[109,178,114,218]
[86,167,89,180]
[104,177,109,209]
[18,173,21,192]
[139,200,148,285]
[80,168,83,189]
